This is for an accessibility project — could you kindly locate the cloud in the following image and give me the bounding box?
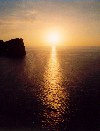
[0,0,37,28]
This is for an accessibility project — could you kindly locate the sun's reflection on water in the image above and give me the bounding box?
[42,46,67,128]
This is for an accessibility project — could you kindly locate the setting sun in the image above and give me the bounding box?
[47,32,61,45]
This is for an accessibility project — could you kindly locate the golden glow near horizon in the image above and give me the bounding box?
[43,28,65,46]
[0,1,100,46]
[47,31,61,46]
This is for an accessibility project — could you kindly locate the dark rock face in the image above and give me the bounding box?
[0,38,26,57]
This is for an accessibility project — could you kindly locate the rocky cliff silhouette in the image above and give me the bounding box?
[0,38,26,57]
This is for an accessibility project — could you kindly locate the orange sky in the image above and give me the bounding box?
[0,0,100,46]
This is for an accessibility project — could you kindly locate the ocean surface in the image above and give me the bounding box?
[0,46,99,131]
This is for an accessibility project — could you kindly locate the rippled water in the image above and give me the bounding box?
[0,46,99,130]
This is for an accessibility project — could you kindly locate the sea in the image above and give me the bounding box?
[0,46,99,131]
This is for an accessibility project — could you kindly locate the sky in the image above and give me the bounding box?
[0,0,100,46]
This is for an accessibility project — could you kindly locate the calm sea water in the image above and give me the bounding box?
[0,46,99,131]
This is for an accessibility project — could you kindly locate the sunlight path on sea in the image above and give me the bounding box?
[41,46,67,129]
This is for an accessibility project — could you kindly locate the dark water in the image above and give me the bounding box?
[0,46,99,131]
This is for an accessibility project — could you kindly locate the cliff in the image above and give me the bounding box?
[0,38,26,57]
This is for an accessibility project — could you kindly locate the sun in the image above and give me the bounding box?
[47,32,60,45]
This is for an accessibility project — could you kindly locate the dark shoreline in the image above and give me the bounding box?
[0,38,26,58]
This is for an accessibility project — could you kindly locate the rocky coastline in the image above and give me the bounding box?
[0,38,26,57]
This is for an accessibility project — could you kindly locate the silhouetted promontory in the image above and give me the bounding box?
[0,38,26,57]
